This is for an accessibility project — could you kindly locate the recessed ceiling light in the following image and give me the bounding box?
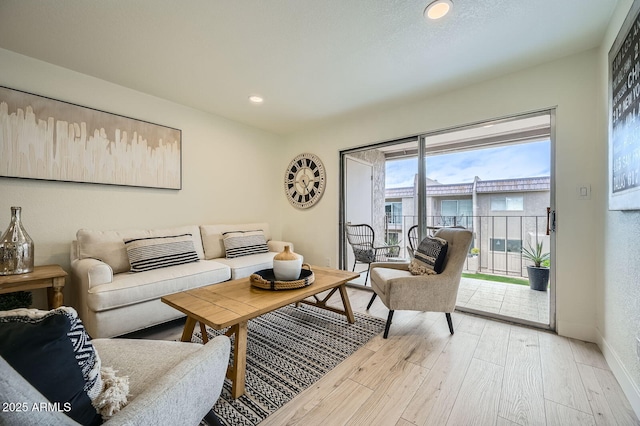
[248,95,264,104]
[424,0,452,20]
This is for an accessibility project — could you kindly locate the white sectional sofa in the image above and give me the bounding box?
[71,223,293,338]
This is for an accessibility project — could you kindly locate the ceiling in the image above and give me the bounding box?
[0,0,618,135]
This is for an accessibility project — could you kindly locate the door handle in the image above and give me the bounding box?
[546,208,556,234]
[546,208,550,235]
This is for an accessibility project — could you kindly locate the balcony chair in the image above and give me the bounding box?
[407,224,419,256]
[407,225,440,257]
[345,223,400,285]
[367,227,473,338]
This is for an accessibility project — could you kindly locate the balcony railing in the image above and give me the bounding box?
[384,214,549,278]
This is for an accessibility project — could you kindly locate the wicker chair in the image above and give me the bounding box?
[345,223,400,284]
[407,225,419,256]
[407,225,439,257]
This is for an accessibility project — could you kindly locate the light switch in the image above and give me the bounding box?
[577,184,591,200]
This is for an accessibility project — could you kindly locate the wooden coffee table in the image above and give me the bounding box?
[161,265,359,398]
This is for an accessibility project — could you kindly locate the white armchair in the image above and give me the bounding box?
[0,336,230,425]
[367,227,473,338]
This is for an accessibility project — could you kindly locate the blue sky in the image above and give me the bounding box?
[385,140,550,187]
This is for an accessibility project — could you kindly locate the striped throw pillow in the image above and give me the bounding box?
[0,307,129,424]
[125,234,199,272]
[223,230,269,258]
[408,236,448,275]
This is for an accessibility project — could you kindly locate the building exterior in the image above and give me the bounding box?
[386,176,550,276]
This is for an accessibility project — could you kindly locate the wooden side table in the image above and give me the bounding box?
[0,264,67,309]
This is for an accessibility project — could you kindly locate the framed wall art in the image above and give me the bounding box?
[609,0,640,210]
[0,86,182,189]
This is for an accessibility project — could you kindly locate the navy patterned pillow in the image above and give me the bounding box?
[0,307,103,425]
[408,236,448,275]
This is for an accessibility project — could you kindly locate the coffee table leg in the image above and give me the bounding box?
[181,316,197,342]
[199,322,209,343]
[338,284,355,323]
[231,321,248,398]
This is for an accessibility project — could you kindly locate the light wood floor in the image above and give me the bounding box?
[133,287,639,426]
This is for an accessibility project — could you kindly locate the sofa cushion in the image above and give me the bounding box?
[222,230,269,259]
[77,226,205,274]
[125,234,199,272]
[87,260,231,312]
[408,236,448,275]
[0,307,103,426]
[214,252,278,279]
[200,223,272,260]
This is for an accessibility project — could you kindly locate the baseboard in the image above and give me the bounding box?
[556,320,597,343]
[596,329,640,419]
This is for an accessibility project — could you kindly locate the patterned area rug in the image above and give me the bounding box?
[194,303,385,426]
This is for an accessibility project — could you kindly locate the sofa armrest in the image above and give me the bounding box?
[104,336,231,425]
[71,258,113,289]
[268,240,294,253]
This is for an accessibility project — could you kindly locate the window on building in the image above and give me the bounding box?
[440,199,472,227]
[385,201,402,224]
[490,238,523,253]
[491,195,524,211]
[386,231,399,247]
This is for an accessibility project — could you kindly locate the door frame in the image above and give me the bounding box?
[339,137,417,271]
[343,155,374,272]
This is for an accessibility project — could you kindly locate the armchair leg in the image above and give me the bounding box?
[203,409,222,426]
[364,263,372,286]
[383,310,394,339]
[446,312,454,334]
[366,293,377,310]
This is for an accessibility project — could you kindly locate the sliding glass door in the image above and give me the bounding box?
[340,110,555,330]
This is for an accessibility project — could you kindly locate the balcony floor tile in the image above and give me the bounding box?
[458,277,550,326]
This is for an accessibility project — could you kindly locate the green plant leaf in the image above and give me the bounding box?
[521,241,550,267]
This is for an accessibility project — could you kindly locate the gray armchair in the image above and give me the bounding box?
[0,336,230,426]
[367,227,473,338]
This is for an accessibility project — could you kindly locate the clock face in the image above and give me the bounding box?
[284,153,326,209]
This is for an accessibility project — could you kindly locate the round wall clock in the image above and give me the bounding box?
[284,153,326,209]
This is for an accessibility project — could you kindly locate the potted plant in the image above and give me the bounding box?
[522,241,550,291]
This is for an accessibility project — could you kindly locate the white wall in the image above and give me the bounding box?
[598,0,640,415]
[282,49,602,343]
[0,48,284,307]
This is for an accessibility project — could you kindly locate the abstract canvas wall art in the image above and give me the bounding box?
[0,86,181,189]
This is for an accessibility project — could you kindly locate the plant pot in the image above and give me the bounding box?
[527,266,549,291]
